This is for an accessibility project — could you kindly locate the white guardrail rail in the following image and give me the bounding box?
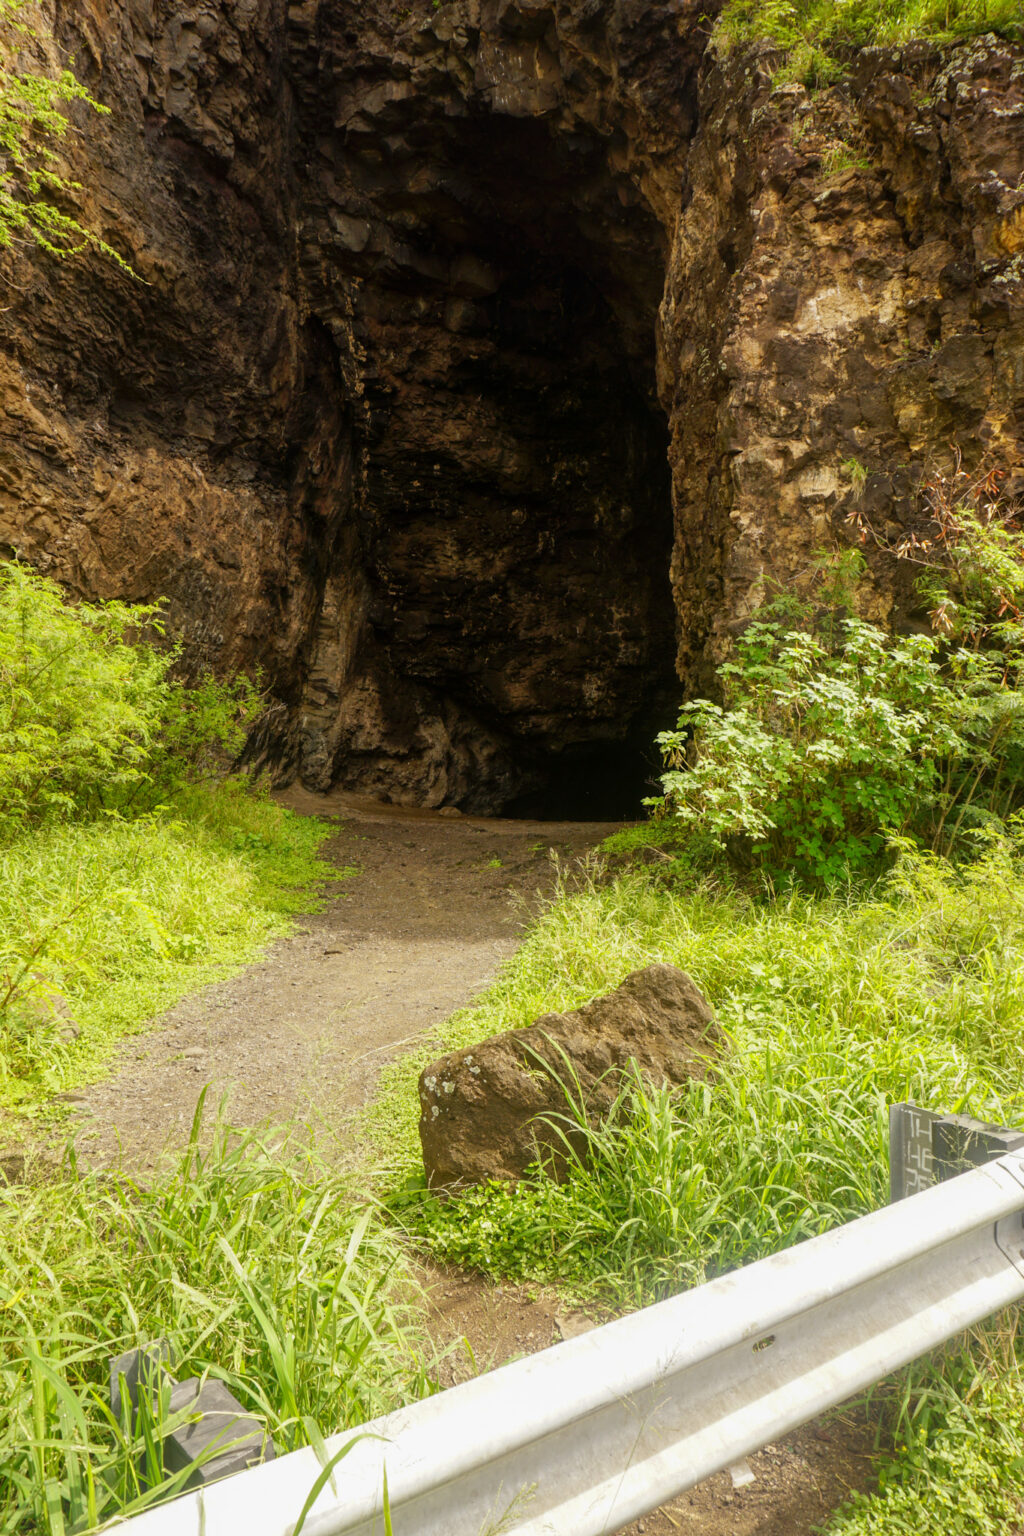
[111,1148,1024,1536]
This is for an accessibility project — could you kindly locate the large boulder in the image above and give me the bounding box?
[418,964,720,1189]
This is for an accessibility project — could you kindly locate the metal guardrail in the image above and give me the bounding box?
[112,1149,1024,1536]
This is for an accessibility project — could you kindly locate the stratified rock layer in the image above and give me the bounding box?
[417,963,720,1187]
[3,7,1024,809]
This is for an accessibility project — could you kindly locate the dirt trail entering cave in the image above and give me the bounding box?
[70,792,607,1170]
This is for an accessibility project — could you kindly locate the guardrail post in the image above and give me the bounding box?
[889,1101,1024,1201]
[109,1342,276,1489]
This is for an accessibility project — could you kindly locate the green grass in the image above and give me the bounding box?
[721,0,1023,45]
[374,838,1024,1199]
[372,837,1024,1532]
[0,1100,436,1534]
[717,0,1024,86]
[0,778,350,1121]
[830,1356,1024,1533]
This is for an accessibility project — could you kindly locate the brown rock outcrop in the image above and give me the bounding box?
[3,8,1024,812]
[417,962,720,1187]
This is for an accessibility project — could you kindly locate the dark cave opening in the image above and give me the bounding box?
[317,106,680,818]
[503,727,669,822]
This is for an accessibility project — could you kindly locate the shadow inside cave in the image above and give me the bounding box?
[299,96,682,816]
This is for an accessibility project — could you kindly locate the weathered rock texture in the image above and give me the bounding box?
[418,962,719,1187]
[3,7,1024,809]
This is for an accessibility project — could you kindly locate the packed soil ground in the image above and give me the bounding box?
[68,790,605,1170]
[68,793,876,1533]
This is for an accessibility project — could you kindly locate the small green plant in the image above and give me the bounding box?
[851,454,1024,854]
[821,139,872,175]
[843,455,869,494]
[0,1,132,268]
[829,1344,1024,1534]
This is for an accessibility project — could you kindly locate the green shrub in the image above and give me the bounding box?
[0,561,259,836]
[0,1104,435,1534]
[650,495,1024,882]
[652,606,965,883]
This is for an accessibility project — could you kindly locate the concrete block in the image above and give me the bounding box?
[109,1341,174,1426]
[165,1378,276,1487]
[109,1343,275,1489]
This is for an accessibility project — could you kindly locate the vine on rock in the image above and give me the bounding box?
[0,0,132,269]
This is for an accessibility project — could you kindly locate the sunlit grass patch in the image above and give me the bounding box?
[0,781,350,1117]
[717,0,1023,82]
[375,838,1024,1533]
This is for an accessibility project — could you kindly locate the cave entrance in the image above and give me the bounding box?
[327,107,679,818]
[504,730,669,822]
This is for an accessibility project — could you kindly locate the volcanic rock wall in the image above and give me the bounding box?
[2,3,1024,810]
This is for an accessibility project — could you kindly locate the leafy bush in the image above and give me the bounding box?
[652,606,963,884]
[0,561,259,836]
[0,1104,435,1534]
[650,481,1024,883]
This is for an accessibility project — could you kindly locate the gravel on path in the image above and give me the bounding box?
[70,790,610,1170]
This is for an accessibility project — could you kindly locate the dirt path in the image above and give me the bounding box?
[70,791,609,1170]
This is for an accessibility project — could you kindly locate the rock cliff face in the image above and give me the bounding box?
[3,4,1024,811]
